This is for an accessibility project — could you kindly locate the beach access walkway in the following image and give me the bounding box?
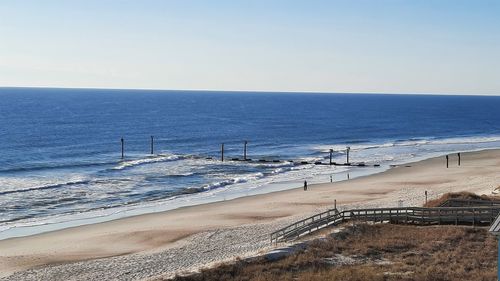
[270,198,500,244]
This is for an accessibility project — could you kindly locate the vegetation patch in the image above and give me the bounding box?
[168,224,497,281]
[424,191,500,207]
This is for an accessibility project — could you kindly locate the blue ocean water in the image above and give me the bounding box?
[1,87,500,236]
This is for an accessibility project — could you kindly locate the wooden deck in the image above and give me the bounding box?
[270,202,500,244]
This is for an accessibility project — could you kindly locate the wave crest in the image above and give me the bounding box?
[112,154,182,170]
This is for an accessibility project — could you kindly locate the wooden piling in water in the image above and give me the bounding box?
[121,137,124,159]
[346,146,350,164]
[329,149,333,165]
[446,155,449,168]
[458,153,461,166]
[244,141,248,160]
[221,143,224,162]
[150,136,154,155]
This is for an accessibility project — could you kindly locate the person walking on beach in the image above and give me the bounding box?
[304,180,308,191]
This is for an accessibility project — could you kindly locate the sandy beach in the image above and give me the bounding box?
[1,149,499,281]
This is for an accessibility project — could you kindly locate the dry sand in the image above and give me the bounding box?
[1,149,499,280]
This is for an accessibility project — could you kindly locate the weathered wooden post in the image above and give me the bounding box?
[346,146,350,164]
[329,149,333,165]
[446,155,449,168]
[425,190,428,205]
[244,141,248,160]
[458,153,461,166]
[221,143,224,162]
[334,199,337,209]
[473,208,476,227]
[121,137,124,159]
[150,136,154,155]
[487,213,500,279]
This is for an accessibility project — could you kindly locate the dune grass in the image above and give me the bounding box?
[168,223,497,281]
[424,191,499,207]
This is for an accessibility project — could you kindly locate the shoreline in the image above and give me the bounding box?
[1,149,500,280]
[0,156,387,240]
[0,144,484,241]
[2,135,500,240]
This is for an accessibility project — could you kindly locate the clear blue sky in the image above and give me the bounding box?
[1,0,499,95]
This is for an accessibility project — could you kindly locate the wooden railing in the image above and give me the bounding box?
[270,208,339,245]
[438,198,500,207]
[270,204,500,244]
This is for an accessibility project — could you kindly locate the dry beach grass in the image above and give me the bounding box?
[424,191,499,207]
[169,224,497,281]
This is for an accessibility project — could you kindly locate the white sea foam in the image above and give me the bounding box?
[427,136,500,145]
[313,135,500,153]
[202,172,266,190]
[0,175,90,196]
[112,154,181,170]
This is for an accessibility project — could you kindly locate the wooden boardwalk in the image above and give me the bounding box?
[270,201,500,244]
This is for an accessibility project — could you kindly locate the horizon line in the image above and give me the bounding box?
[0,85,498,97]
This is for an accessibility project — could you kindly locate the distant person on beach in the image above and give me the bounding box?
[304,180,308,191]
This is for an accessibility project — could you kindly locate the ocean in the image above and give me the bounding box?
[1,88,500,238]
